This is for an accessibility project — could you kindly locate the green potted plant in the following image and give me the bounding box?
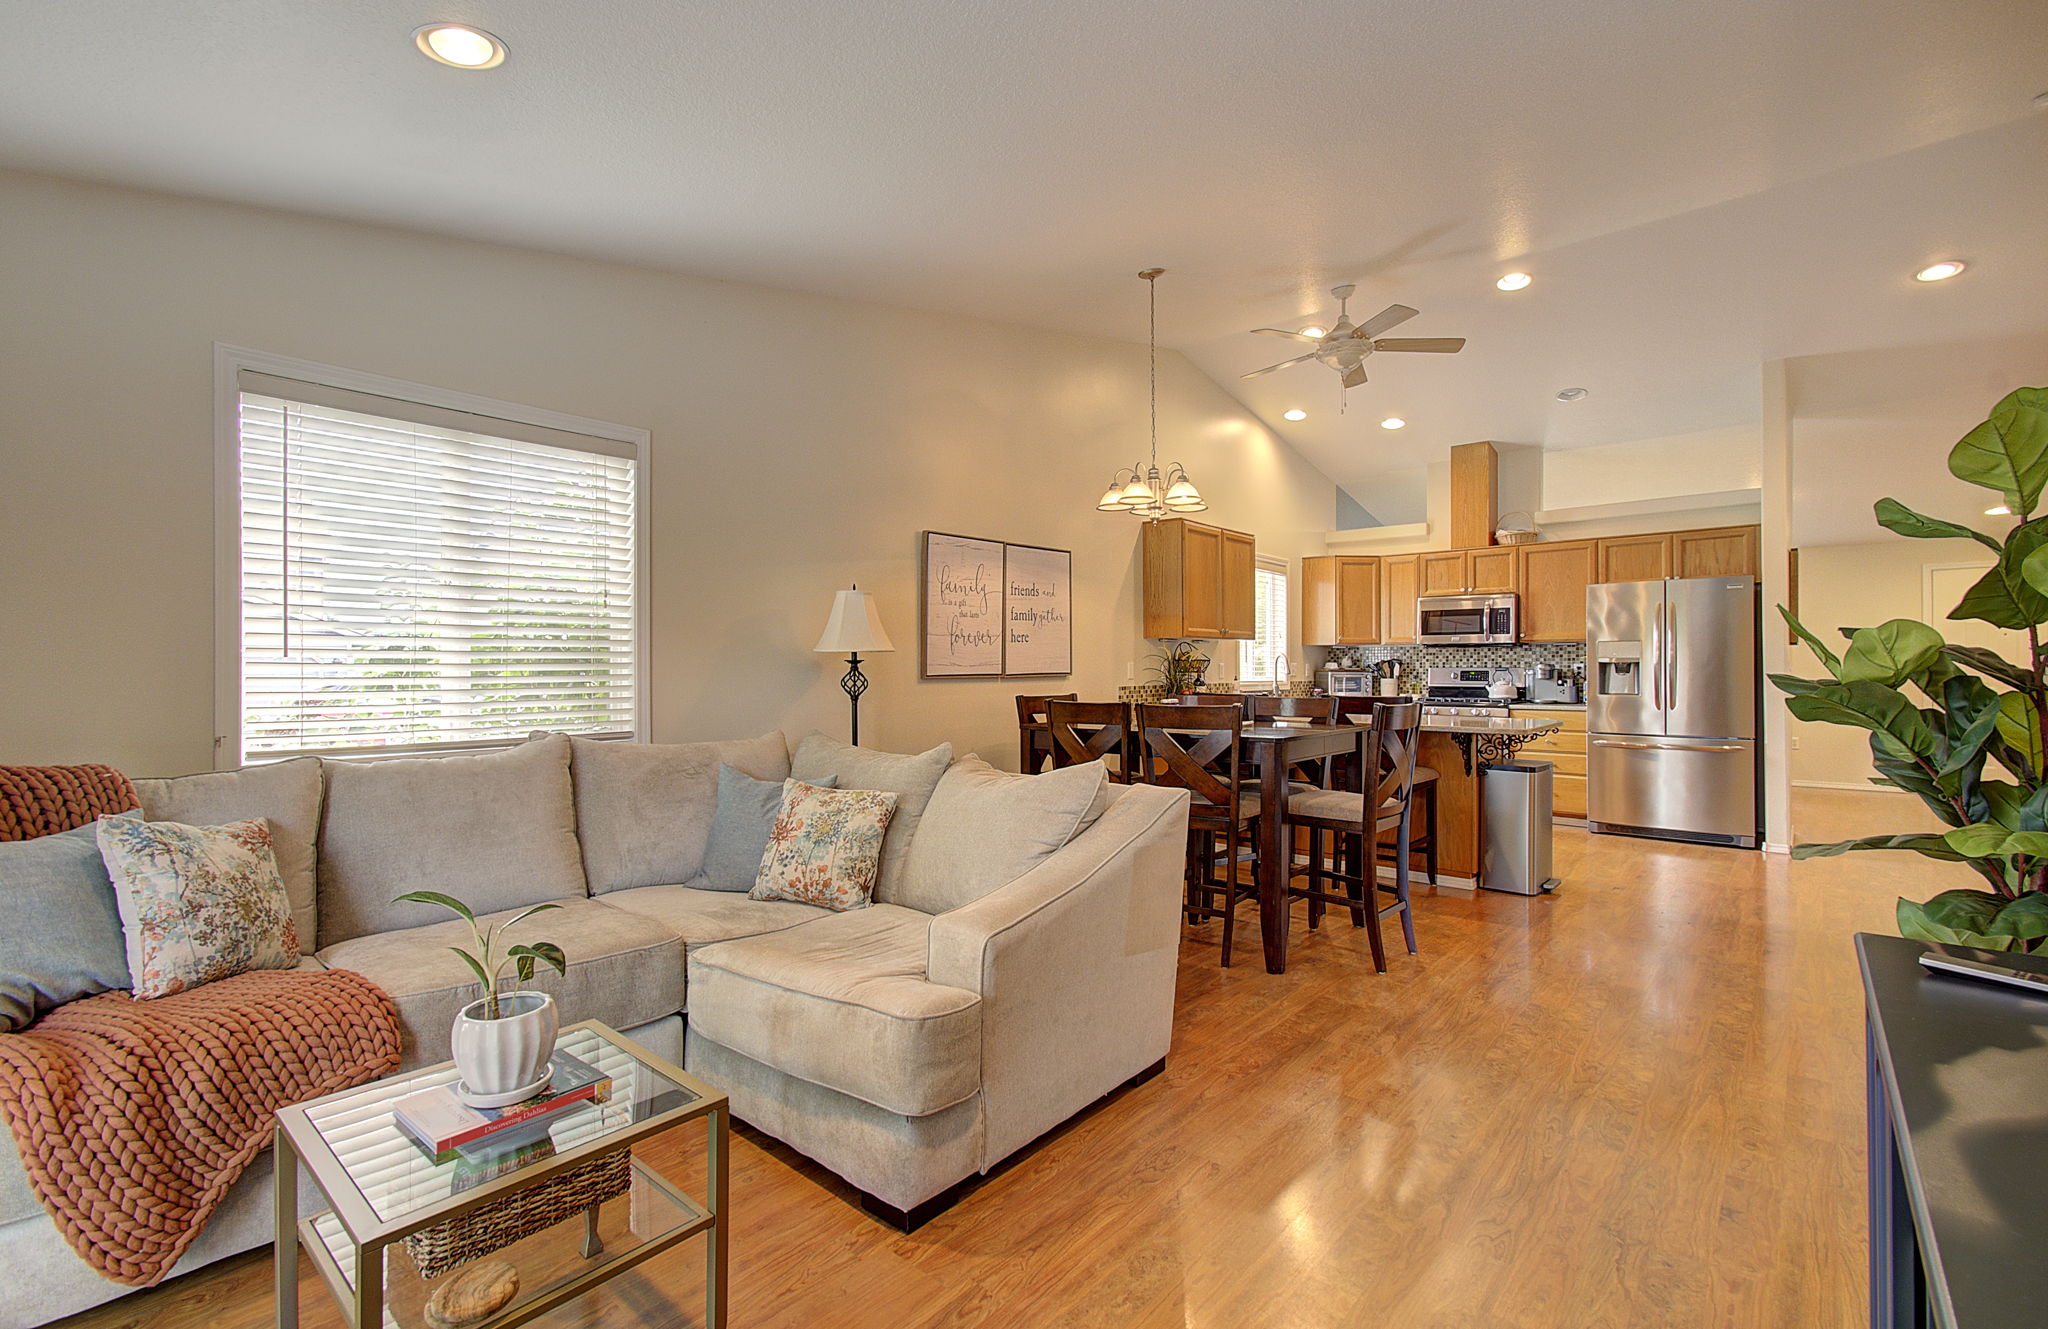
[1774,387,2048,951]
[1149,640,1211,696]
[393,891,569,1106]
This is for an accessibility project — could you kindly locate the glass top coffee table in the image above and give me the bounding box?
[274,1021,727,1329]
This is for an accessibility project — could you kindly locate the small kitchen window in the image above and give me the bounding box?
[1240,558,1290,684]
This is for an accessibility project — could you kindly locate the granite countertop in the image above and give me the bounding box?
[1511,701,1586,711]
[1416,714,1563,735]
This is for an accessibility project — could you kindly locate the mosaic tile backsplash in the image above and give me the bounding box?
[1328,643,1588,693]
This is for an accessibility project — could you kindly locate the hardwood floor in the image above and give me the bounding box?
[58,794,1914,1329]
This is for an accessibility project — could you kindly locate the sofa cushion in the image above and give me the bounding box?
[0,824,129,1032]
[566,733,791,894]
[897,755,1108,914]
[97,814,299,998]
[316,735,586,947]
[317,898,680,1069]
[686,904,980,1117]
[698,765,834,892]
[601,883,828,953]
[788,735,951,906]
[133,757,322,948]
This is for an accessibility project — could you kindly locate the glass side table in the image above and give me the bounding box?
[275,1021,727,1329]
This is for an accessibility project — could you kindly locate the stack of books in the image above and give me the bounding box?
[392,1050,612,1184]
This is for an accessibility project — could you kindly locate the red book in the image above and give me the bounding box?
[393,1050,611,1155]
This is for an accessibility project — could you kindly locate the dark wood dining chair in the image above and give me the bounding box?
[1248,694,1343,787]
[1177,692,1252,716]
[1014,693,1078,773]
[1136,702,1260,967]
[1284,700,1424,972]
[1335,696,1438,887]
[1045,700,1134,783]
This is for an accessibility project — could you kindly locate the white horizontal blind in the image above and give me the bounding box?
[1240,562,1289,683]
[237,387,638,761]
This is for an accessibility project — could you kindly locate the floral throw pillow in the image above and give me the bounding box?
[95,814,300,999]
[749,780,898,912]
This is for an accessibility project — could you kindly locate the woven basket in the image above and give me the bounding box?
[403,1147,632,1280]
[1494,510,1540,545]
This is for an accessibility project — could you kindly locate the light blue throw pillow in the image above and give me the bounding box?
[697,765,836,892]
[0,823,131,1030]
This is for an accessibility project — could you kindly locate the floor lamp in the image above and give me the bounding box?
[814,586,895,746]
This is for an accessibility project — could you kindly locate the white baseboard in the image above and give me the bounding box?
[1791,780,1896,792]
[1763,841,1792,855]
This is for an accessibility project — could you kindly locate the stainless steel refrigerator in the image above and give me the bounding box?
[1586,576,1761,848]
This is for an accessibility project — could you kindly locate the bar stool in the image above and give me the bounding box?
[1136,702,1260,967]
[1284,700,1424,972]
[1045,700,1134,783]
[1336,696,1438,887]
[1014,693,1077,773]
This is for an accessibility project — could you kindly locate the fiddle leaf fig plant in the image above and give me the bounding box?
[392,890,568,1018]
[1775,387,2048,952]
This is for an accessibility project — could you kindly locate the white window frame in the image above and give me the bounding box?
[1240,556,1291,685]
[211,344,651,769]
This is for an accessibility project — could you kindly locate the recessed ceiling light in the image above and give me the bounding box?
[1555,387,1588,402]
[1496,272,1533,292]
[1298,325,1328,339]
[1282,408,1308,422]
[1915,261,1966,282]
[1380,417,1406,430]
[414,23,507,69]
[1987,505,2012,516]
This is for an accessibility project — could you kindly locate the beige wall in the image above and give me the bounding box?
[1788,537,2004,787]
[0,169,1336,775]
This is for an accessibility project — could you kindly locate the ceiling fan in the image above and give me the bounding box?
[1242,284,1466,390]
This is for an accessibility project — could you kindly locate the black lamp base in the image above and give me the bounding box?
[840,652,870,746]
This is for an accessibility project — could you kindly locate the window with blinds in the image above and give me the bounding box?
[1240,561,1289,684]
[233,373,640,762]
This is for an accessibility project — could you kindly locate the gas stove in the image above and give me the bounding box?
[1420,666,1516,718]
[1420,700,1513,719]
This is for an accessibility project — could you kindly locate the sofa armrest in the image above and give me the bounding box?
[926,782,1190,1168]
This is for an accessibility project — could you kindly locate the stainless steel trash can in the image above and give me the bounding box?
[1481,762,1559,895]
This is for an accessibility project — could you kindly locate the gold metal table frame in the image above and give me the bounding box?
[274,1021,728,1329]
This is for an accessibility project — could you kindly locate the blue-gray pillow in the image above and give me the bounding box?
[697,765,836,892]
[0,823,131,1030]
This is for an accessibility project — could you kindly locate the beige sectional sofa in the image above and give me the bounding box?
[0,730,1190,1326]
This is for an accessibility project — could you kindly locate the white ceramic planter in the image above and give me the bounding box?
[451,990,558,1107]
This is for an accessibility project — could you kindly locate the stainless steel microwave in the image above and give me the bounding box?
[1416,592,1518,646]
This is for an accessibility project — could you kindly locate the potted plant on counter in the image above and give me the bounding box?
[393,891,569,1105]
[1774,387,2048,951]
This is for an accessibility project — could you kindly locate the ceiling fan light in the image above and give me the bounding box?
[1299,325,1327,338]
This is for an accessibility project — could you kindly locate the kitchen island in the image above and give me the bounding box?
[1410,712,1563,888]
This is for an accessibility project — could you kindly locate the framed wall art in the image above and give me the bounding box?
[920,531,1005,677]
[1000,541,1072,676]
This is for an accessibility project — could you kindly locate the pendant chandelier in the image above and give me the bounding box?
[1098,268,1205,522]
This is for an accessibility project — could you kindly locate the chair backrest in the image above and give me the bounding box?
[1136,703,1243,811]
[1014,692,1079,726]
[1368,701,1424,811]
[1178,692,1251,716]
[1045,700,1132,779]
[1249,695,1340,724]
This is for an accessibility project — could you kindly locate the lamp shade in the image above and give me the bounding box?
[813,588,895,654]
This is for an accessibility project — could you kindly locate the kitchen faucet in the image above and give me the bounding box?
[1273,651,1288,694]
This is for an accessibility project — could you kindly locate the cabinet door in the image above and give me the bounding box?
[1468,546,1518,594]
[1419,551,1469,595]
[1181,524,1224,638]
[1220,530,1257,639]
[1674,525,1760,579]
[1336,558,1381,644]
[1598,533,1673,583]
[1381,555,1420,644]
[1517,540,1598,641]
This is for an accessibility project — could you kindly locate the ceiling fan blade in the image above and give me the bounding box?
[1252,327,1320,342]
[1341,365,1367,389]
[1355,304,1420,339]
[1240,353,1320,379]
[1372,337,1467,353]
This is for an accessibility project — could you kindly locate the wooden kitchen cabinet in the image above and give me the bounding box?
[1302,556,1381,645]
[1516,539,1599,642]
[1418,547,1518,596]
[1598,533,1673,583]
[1674,525,1760,578]
[1380,555,1419,644]
[1517,707,1588,819]
[1143,518,1256,639]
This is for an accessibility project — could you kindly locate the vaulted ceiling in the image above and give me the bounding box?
[2,0,2044,497]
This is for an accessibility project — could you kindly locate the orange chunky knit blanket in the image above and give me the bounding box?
[0,968,401,1286]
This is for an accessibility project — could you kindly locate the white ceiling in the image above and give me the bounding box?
[2,0,2045,496]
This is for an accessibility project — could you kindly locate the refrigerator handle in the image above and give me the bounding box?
[1649,609,1661,711]
[1667,600,1678,709]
